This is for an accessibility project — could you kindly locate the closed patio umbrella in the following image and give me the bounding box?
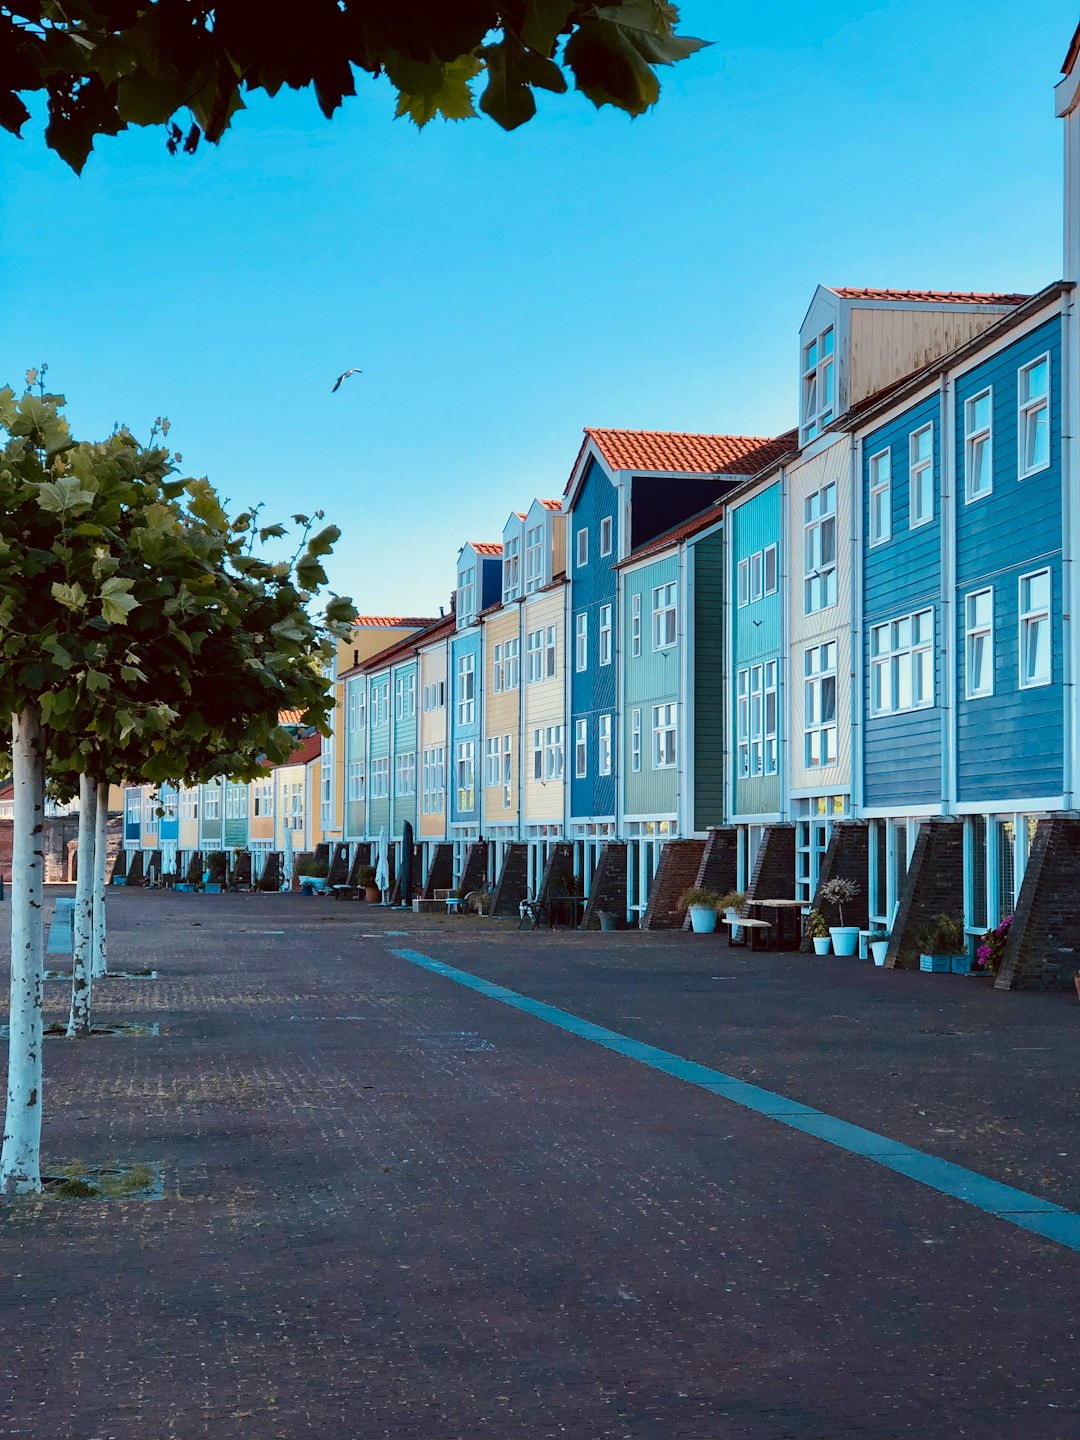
[400,821,414,908]
[281,825,294,892]
[375,826,389,904]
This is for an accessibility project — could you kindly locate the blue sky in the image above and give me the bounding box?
[1,0,1077,615]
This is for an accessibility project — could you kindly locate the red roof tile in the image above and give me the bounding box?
[353,615,438,628]
[468,542,503,556]
[341,613,457,677]
[284,733,321,767]
[582,429,792,478]
[830,287,1028,306]
[277,709,305,727]
[538,498,562,511]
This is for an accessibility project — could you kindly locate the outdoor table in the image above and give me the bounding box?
[746,899,805,950]
[548,896,584,929]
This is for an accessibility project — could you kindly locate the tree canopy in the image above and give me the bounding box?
[1,0,708,172]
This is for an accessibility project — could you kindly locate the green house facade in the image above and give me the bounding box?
[729,479,783,822]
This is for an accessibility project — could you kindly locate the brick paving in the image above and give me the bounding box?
[0,891,1079,1438]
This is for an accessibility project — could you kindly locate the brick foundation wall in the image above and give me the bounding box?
[748,825,795,903]
[682,828,739,931]
[811,823,870,942]
[126,850,145,885]
[492,844,529,917]
[537,843,575,906]
[421,844,454,898]
[391,846,422,904]
[996,817,1080,992]
[103,818,123,881]
[581,843,628,930]
[459,843,489,897]
[327,843,351,885]
[642,840,705,930]
[260,852,281,889]
[44,814,80,883]
[886,820,963,971]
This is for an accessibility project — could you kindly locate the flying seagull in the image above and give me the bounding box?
[331,368,363,393]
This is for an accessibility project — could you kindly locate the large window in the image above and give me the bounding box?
[394,751,416,797]
[372,680,389,726]
[544,725,564,780]
[370,758,389,799]
[456,653,475,725]
[180,789,198,821]
[502,735,512,808]
[457,564,476,625]
[502,534,521,600]
[598,714,613,777]
[253,780,273,816]
[964,388,993,502]
[652,703,677,769]
[1019,569,1051,688]
[737,547,778,607]
[485,736,502,787]
[736,663,778,779]
[492,642,503,694]
[532,727,543,780]
[502,637,519,691]
[226,783,248,820]
[421,747,445,814]
[598,604,613,666]
[965,588,994,698]
[652,582,677,650]
[455,741,475,811]
[526,628,543,683]
[574,718,587,779]
[869,610,934,714]
[394,671,415,720]
[574,612,587,672]
[804,484,836,613]
[909,424,933,528]
[422,680,445,712]
[346,681,365,733]
[202,785,220,821]
[1018,356,1050,479]
[525,524,544,591]
[868,448,891,546]
[347,762,365,803]
[804,642,837,767]
[802,325,835,441]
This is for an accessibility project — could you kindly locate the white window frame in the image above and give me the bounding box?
[1018,355,1051,480]
[801,324,835,441]
[1019,568,1051,689]
[869,609,934,716]
[575,718,587,779]
[525,524,545,592]
[631,593,642,656]
[456,740,475,811]
[652,581,677,651]
[803,642,838,769]
[502,637,519,691]
[502,534,521,601]
[532,727,543,781]
[763,544,778,596]
[737,558,749,608]
[456,653,475,726]
[868,447,891,546]
[749,551,763,603]
[492,642,503,695]
[502,734,512,808]
[803,484,837,614]
[576,527,588,569]
[598,714,612,777]
[484,736,501,788]
[544,724,564,781]
[965,589,994,699]
[545,625,557,678]
[964,387,993,502]
[203,785,220,821]
[909,424,934,529]
[736,668,750,779]
[763,660,778,775]
[575,612,587,672]
[598,604,613,666]
[347,761,365,803]
[370,757,390,799]
[457,564,477,625]
[631,707,642,773]
[652,703,677,770]
[599,515,613,557]
[394,751,416,798]
[526,628,543,683]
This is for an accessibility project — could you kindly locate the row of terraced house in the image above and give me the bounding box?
[119,28,1080,989]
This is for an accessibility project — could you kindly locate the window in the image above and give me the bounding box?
[1019,569,1051,688]
[737,558,749,608]
[652,582,677,650]
[545,625,557,677]
[203,785,220,821]
[485,736,502,788]
[422,680,445,712]
[652,703,677,769]
[736,669,750,779]
[736,664,777,779]
[544,725,564,780]
[421,747,445,814]
[965,589,994,698]
[631,593,642,656]
[456,653,475,725]
[370,758,389,799]
[502,534,521,600]
[804,484,837,613]
[492,642,502,695]
[285,780,304,829]
[575,718,588,778]
[143,791,156,828]
[575,612,587,672]
[599,515,613,556]
[869,610,934,714]
[457,564,476,625]
[868,448,891,545]
[226,784,248,820]
[347,762,365,803]
[253,780,273,816]
[346,681,365,733]
[598,714,612,776]
[394,672,415,719]
[763,660,778,775]
[503,637,520,691]
[526,628,543,683]
[126,792,140,826]
[503,735,512,808]
[909,424,933,528]
[456,741,475,811]
[749,551,763,603]
[804,642,837,767]
[394,752,415,797]
[965,388,993,501]
[1019,356,1050,478]
[525,524,545,591]
[599,604,613,666]
[802,324,835,440]
[763,544,778,596]
[162,790,177,822]
[630,708,642,773]
[371,680,389,726]
[320,750,332,825]
[576,527,588,569]
[180,789,198,821]
[532,727,543,781]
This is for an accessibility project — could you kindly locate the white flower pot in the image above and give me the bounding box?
[870,940,889,966]
[812,937,832,955]
[829,926,860,957]
[689,905,718,934]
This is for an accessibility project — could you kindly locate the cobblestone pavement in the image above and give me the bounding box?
[1,891,1079,1439]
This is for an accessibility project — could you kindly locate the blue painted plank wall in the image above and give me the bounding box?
[569,458,618,821]
[450,630,482,825]
[731,483,781,818]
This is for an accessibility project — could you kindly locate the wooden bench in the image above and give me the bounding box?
[412,887,453,913]
[721,916,773,951]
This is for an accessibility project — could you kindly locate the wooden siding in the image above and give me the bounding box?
[850,305,1011,408]
[569,457,618,820]
[731,482,783,818]
[343,674,366,841]
[178,786,199,850]
[450,630,482,825]
[692,529,725,830]
[418,642,448,839]
[522,586,565,825]
[274,765,304,850]
[199,778,223,848]
[483,608,522,825]
[223,782,248,850]
[390,658,418,837]
[622,552,678,819]
[788,439,853,795]
[367,670,391,835]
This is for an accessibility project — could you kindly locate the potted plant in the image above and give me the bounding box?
[357,865,379,902]
[917,914,966,972]
[679,886,722,935]
[204,851,226,893]
[819,878,861,956]
[975,914,1011,976]
[597,910,619,931]
[296,854,329,895]
[869,930,890,966]
[717,890,746,942]
[805,909,831,954]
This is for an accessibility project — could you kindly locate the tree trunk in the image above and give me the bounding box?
[91,777,108,979]
[67,773,96,1038]
[0,705,47,1194]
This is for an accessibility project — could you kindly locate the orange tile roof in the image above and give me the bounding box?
[538,498,562,510]
[468,542,503,556]
[830,287,1028,305]
[277,709,305,727]
[353,615,438,628]
[284,733,321,767]
[341,613,457,677]
[583,428,794,479]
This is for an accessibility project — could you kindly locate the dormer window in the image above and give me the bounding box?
[802,325,835,441]
[524,524,545,591]
[457,564,476,626]
[502,535,521,602]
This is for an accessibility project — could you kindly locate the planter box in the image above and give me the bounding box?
[950,954,973,975]
[174,883,192,893]
[920,954,951,973]
[203,882,221,894]
[111,876,128,887]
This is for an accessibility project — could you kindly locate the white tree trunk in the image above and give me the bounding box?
[91,778,108,979]
[0,706,46,1194]
[67,773,96,1039]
